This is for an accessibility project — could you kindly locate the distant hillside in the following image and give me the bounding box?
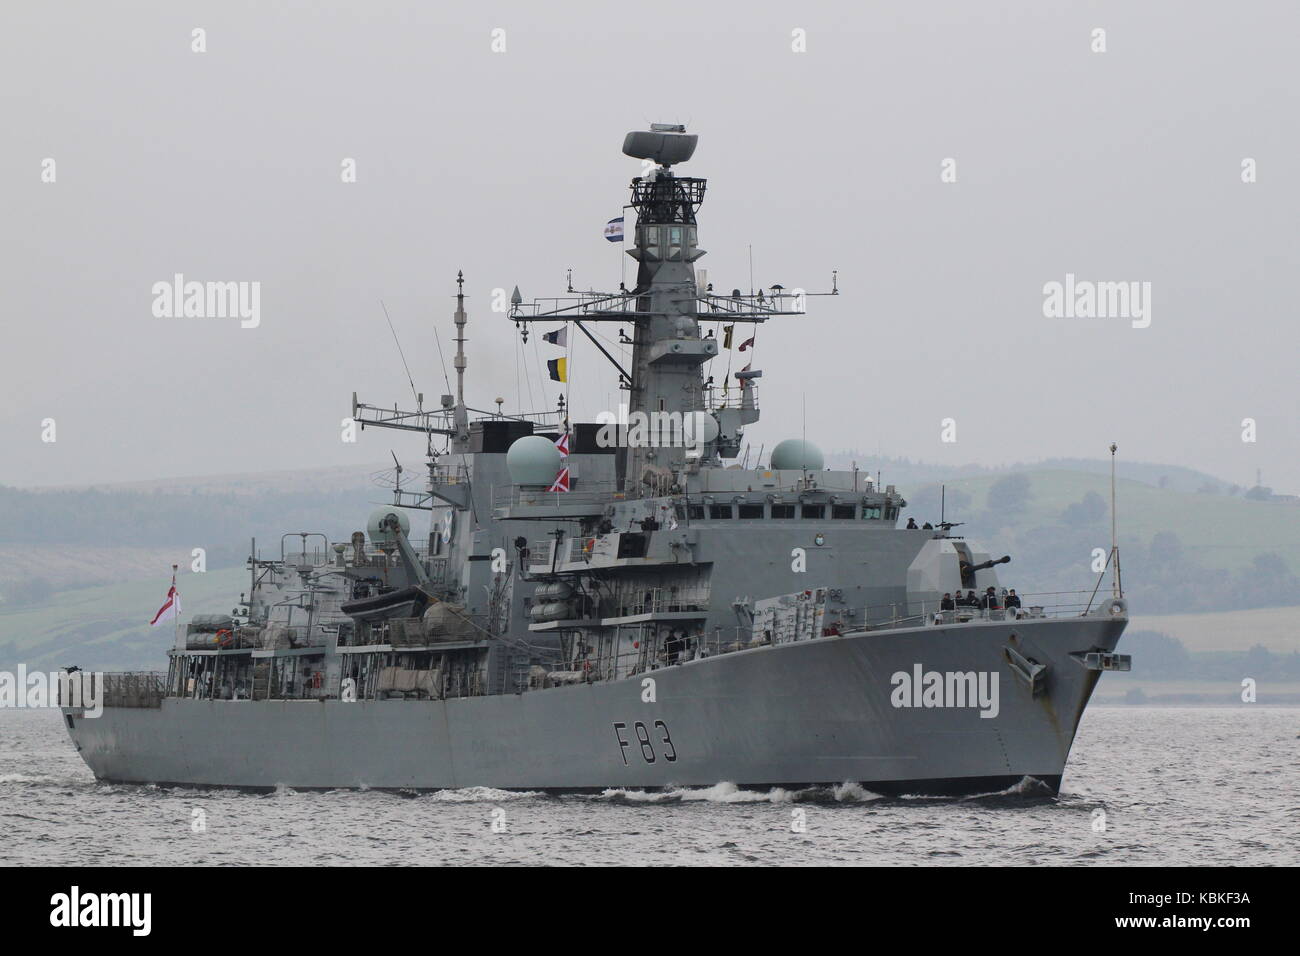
[899,470,1300,613]
[1088,625,1300,705]
[0,568,249,672]
[1128,606,1300,654]
[0,480,384,598]
[42,462,386,496]
[825,452,1249,497]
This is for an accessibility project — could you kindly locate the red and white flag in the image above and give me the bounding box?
[150,569,181,627]
[554,432,570,457]
[548,467,571,493]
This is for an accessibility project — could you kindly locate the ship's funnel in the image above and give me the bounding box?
[623,129,697,167]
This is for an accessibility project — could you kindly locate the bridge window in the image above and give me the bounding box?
[832,505,855,519]
[688,504,705,520]
[771,504,795,518]
[738,504,763,519]
[801,505,825,519]
[617,534,649,558]
[709,504,733,519]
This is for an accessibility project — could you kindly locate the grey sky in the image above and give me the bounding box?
[3,1,1297,492]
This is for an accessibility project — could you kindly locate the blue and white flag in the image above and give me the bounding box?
[603,217,624,242]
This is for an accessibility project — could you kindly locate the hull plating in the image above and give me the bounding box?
[64,616,1123,794]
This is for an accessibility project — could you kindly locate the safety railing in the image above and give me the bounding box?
[832,591,1102,631]
[58,672,165,709]
[604,585,711,618]
[698,386,757,414]
[493,482,624,510]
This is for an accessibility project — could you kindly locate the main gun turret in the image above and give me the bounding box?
[962,555,1011,576]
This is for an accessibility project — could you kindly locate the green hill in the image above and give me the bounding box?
[932,470,1300,572]
[903,470,1300,613]
[0,568,248,672]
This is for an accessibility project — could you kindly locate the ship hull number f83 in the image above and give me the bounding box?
[613,720,677,765]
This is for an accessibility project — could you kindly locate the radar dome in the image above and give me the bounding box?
[367,508,411,547]
[684,412,721,446]
[507,435,563,486]
[770,438,824,471]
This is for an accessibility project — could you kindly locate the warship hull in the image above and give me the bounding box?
[63,615,1123,794]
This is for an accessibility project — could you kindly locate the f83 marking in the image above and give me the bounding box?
[613,720,677,765]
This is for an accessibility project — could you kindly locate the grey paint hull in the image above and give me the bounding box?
[64,615,1122,794]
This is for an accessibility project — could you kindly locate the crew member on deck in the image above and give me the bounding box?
[940,593,955,611]
[905,517,919,530]
[665,628,685,665]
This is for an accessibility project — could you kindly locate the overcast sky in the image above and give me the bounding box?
[3,1,1297,493]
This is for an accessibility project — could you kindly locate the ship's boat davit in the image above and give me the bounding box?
[340,585,430,622]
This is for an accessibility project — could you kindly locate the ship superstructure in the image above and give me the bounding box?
[60,127,1130,794]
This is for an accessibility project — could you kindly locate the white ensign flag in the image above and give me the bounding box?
[149,571,181,627]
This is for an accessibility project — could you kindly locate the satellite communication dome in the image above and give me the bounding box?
[685,413,721,445]
[507,435,563,486]
[367,508,411,547]
[770,438,825,471]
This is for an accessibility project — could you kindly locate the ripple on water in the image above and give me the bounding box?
[2,706,1298,866]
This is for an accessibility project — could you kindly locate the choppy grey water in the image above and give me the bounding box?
[1,706,1295,866]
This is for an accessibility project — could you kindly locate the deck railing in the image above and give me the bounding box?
[57,672,165,709]
[518,590,1112,692]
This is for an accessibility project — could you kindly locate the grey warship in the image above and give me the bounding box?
[61,126,1131,795]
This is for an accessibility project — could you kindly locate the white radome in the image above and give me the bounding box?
[507,435,563,485]
[770,438,825,471]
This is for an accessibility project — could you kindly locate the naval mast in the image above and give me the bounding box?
[508,124,817,495]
